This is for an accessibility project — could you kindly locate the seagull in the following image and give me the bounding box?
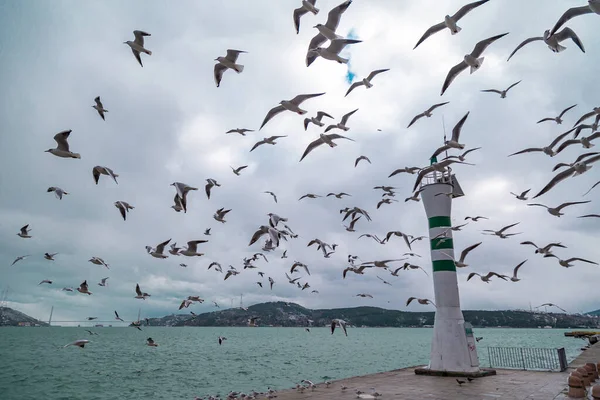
[146,338,158,347]
[343,215,361,232]
[214,49,246,87]
[345,69,390,97]
[356,293,373,298]
[304,111,334,130]
[249,225,281,247]
[64,340,90,348]
[293,0,319,34]
[169,243,181,256]
[508,130,571,158]
[309,38,362,64]
[406,297,436,307]
[93,166,119,185]
[88,257,109,269]
[467,272,508,283]
[208,262,222,272]
[325,108,359,132]
[291,262,311,275]
[389,166,421,177]
[179,263,187,268]
[285,273,301,284]
[38,280,52,285]
[584,180,600,196]
[282,250,288,259]
[555,133,600,155]
[204,228,211,236]
[573,107,600,127]
[327,192,351,199]
[511,189,531,201]
[537,104,577,125]
[441,242,482,268]
[250,136,288,152]
[441,33,509,96]
[268,277,275,290]
[299,193,321,200]
[465,216,488,222]
[354,155,371,167]
[114,201,134,221]
[170,182,198,213]
[361,259,405,269]
[509,260,527,282]
[145,238,171,258]
[44,253,58,261]
[507,28,585,62]
[543,254,598,268]
[231,165,248,176]
[413,0,491,49]
[179,240,208,257]
[17,225,32,238]
[305,0,354,66]
[412,159,474,191]
[482,222,521,239]
[11,255,30,266]
[268,213,287,228]
[343,265,370,279]
[205,179,221,200]
[260,93,325,130]
[218,336,227,345]
[377,198,398,209]
[213,207,232,223]
[550,1,600,36]
[552,152,600,173]
[77,280,92,295]
[226,128,254,136]
[359,233,383,244]
[92,96,108,120]
[45,130,81,159]
[47,186,68,200]
[520,241,566,255]
[135,284,151,300]
[407,102,450,128]
[481,80,521,98]
[377,276,392,286]
[124,30,151,67]
[114,311,124,322]
[536,303,567,312]
[527,201,590,217]
[331,319,348,336]
[443,147,481,162]
[299,133,355,161]
[431,112,471,158]
[264,191,278,203]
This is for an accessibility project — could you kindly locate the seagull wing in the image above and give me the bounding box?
[441,61,468,96]
[452,0,491,20]
[507,37,543,61]
[306,33,327,66]
[155,239,171,253]
[412,166,434,192]
[259,105,287,130]
[555,200,591,211]
[327,38,361,55]
[471,32,509,58]
[413,21,447,50]
[214,64,227,88]
[133,30,150,47]
[513,259,527,278]
[345,82,363,97]
[299,137,325,162]
[340,108,359,125]
[225,49,246,62]
[567,257,598,265]
[550,6,593,35]
[532,166,576,198]
[135,284,142,296]
[481,89,502,94]
[250,139,267,152]
[574,111,596,127]
[508,147,544,156]
[460,242,482,263]
[506,80,522,91]
[407,113,425,128]
[554,27,586,54]
[53,130,72,152]
[293,7,310,34]
[290,92,326,106]
[549,129,574,149]
[555,139,580,155]
[366,68,390,81]
[451,111,470,142]
[324,0,352,31]
[326,133,355,142]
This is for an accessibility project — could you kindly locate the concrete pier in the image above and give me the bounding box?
[272,343,600,399]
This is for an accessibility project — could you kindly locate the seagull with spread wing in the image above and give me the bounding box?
[481,80,521,99]
[345,69,390,97]
[260,93,325,130]
[214,49,246,87]
[441,242,482,268]
[299,133,355,162]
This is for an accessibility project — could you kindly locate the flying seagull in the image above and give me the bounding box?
[92,96,108,120]
[431,112,471,158]
[510,189,531,201]
[114,201,134,221]
[544,254,598,268]
[325,108,359,132]
[506,28,585,62]
[250,136,288,152]
[93,166,119,185]
[520,241,566,255]
[170,182,198,213]
[17,224,32,238]
[413,0,491,49]
[299,133,355,162]
[135,284,151,300]
[407,102,449,128]
[305,0,354,67]
[508,130,571,158]
[213,207,232,223]
[441,242,482,268]
[509,260,527,282]
[44,253,58,261]
[331,319,348,336]
[145,238,171,259]
[549,1,600,36]
[345,69,390,97]
[354,156,371,167]
[124,30,152,67]
[467,272,507,283]
[537,104,577,125]
[64,340,90,348]
[308,38,362,64]
[264,191,278,203]
[304,111,334,130]
[527,201,591,217]
[441,33,509,96]
[77,280,92,295]
[412,159,473,191]
[98,277,109,287]
[47,186,68,200]
[214,49,247,88]
[226,128,253,136]
[260,93,325,130]
[231,165,248,176]
[536,303,567,313]
[481,80,521,98]
[45,130,81,159]
[406,297,436,307]
[573,107,600,127]
[205,178,221,200]
[11,255,30,266]
[293,0,319,34]
[482,222,521,239]
[179,240,208,257]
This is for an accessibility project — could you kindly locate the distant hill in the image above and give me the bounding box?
[147,302,600,329]
[0,307,49,327]
[586,309,600,316]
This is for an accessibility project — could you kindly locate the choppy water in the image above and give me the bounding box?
[0,327,588,399]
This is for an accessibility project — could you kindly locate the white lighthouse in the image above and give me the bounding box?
[414,163,493,377]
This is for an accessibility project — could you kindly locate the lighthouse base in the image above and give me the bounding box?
[414,366,496,378]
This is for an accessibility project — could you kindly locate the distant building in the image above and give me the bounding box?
[17,322,32,327]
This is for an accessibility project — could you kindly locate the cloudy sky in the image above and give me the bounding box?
[1,0,599,326]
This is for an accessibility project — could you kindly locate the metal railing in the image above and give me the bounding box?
[487,347,568,372]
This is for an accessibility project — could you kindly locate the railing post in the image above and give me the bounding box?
[557,348,568,372]
[487,347,492,368]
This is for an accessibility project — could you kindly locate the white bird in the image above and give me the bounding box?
[44,252,58,261]
[88,257,109,269]
[406,297,436,307]
[467,272,508,283]
[92,96,108,120]
[550,1,600,36]
[286,273,301,284]
[536,104,577,125]
[268,213,287,228]
[356,293,373,298]
[260,93,325,130]
[264,191,278,203]
[482,222,521,239]
[124,30,152,67]
[509,260,527,282]
[413,0,491,49]
[510,189,531,201]
[218,336,227,345]
[325,108,359,132]
[250,135,288,152]
[62,287,74,292]
[92,166,119,185]
[407,102,449,128]
[98,277,109,287]
[300,133,355,161]
[293,0,319,34]
[443,147,482,163]
[508,130,571,158]
[135,283,151,300]
[507,28,585,62]
[555,132,600,155]
[331,319,348,336]
[543,254,598,268]
[308,38,362,64]
[114,201,134,221]
[224,268,240,281]
[47,186,68,200]
[573,107,600,127]
[64,340,90,348]
[179,240,208,257]
[441,33,509,96]
[354,156,371,167]
[45,130,81,159]
[389,166,421,177]
[145,238,171,259]
[290,261,311,275]
[304,111,334,130]
[520,241,566,255]
[345,69,390,97]
[214,49,247,88]
[412,159,473,192]
[77,280,92,295]
[205,178,221,200]
[481,80,521,98]
[213,207,231,223]
[169,243,181,256]
[17,224,32,238]
[226,128,254,136]
[11,255,30,266]
[441,242,482,268]
[146,337,159,347]
[38,279,52,285]
[537,303,568,313]
[170,182,198,213]
[305,0,353,66]
[527,201,590,217]
[431,112,470,158]
[231,165,248,176]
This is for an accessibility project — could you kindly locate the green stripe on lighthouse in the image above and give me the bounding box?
[432,259,456,272]
[428,216,451,229]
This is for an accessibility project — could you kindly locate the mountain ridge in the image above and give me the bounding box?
[0,307,49,327]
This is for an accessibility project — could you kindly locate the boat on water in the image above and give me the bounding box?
[94,324,104,327]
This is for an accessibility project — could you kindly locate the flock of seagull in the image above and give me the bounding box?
[5,0,600,398]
